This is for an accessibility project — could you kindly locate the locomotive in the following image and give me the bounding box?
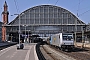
[48,33,74,51]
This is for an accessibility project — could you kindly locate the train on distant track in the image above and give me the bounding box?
[47,33,74,51]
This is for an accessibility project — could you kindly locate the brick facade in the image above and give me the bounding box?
[2,1,9,41]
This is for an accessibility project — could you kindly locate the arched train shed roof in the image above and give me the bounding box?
[9,5,85,25]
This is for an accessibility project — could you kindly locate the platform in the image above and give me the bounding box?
[0,43,38,60]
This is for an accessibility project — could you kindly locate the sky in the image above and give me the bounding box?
[0,0,90,24]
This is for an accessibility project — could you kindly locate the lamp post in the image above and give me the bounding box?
[10,34,13,42]
[11,14,20,48]
[25,25,26,43]
[18,14,20,48]
[11,13,24,49]
[82,26,86,48]
[12,13,24,48]
[74,18,77,47]
[14,14,21,48]
[23,25,28,43]
[28,30,30,43]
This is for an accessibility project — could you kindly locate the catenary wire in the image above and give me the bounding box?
[13,0,20,13]
[55,0,59,5]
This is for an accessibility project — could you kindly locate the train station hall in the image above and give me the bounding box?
[1,1,90,43]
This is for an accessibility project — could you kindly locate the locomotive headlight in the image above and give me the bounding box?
[62,42,65,45]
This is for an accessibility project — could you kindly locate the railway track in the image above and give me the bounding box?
[40,45,57,60]
[64,47,90,60]
[40,44,75,60]
[40,44,90,60]
[36,43,46,60]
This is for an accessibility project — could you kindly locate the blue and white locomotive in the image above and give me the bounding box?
[49,33,74,50]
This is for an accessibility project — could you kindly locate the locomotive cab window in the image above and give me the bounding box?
[67,35,73,40]
[62,34,73,40]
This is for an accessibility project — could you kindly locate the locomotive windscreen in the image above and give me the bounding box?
[62,33,73,40]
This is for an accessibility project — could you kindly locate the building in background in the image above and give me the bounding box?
[7,5,85,36]
[86,23,90,31]
[0,22,2,42]
[2,1,9,41]
[2,1,88,42]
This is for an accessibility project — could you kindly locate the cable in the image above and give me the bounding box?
[55,0,59,5]
[78,9,90,17]
[13,0,20,13]
[77,0,90,17]
[77,0,80,17]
